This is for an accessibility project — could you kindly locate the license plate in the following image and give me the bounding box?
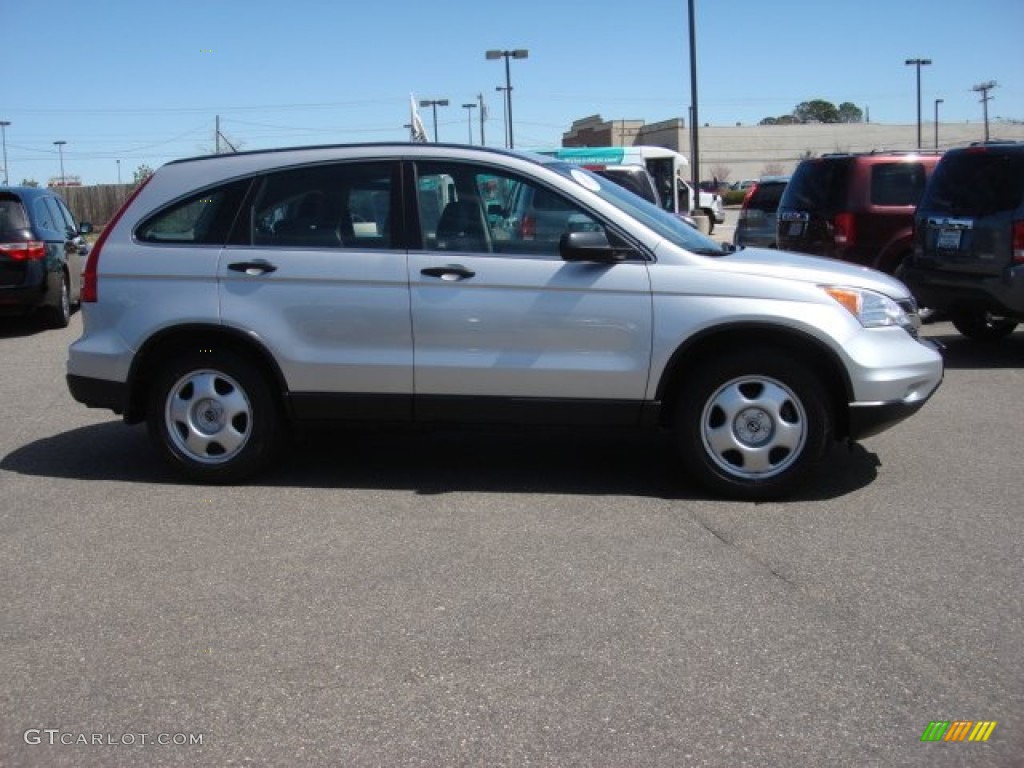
[787,221,804,237]
[936,228,962,250]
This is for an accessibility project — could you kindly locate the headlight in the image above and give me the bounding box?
[822,286,915,331]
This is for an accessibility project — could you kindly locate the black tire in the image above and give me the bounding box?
[43,272,71,329]
[950,310,1018,341]
[674,351,831,500]
[147,348,281,483]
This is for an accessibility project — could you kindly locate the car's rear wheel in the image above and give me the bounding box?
[674,352,831,500]
[950,310,1018,341]
[147,349,281,483]
[43,272,71,329]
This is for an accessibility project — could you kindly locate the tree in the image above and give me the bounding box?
[133,164,155,185]
[20,178,40,187]
[761,162,786,177]
[793,99,840,124]
[837,102,864,123]
[708,165,732,185]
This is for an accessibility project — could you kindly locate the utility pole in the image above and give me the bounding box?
[215,115,221,154]
[972,81,997,142]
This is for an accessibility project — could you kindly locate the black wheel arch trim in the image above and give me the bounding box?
[653,322,855,433]
[123,323,290,424]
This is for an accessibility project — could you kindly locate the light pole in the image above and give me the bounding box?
[418,99,449,142]
[688,0,700,194]
[117,159,122,185]
[495,86,509,148]
[477,93,486,147]
[53,140,67,188]
[486,49,528,149]
[0,120,10,185]
[461,103,477,145]
[905,58,932,149]
[933,98,943,149]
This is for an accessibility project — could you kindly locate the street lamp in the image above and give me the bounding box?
[461,103,477,145]
[905,58,932,149]
[418,99,449,142]
[933,98,944,149]
[0,120,10,185]
[53,140,67,188]
[495,86,509,148]
[485,49,528,149]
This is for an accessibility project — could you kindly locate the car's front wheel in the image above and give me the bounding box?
[674,352,831,500]
[950,310,1018,341]
[147,349,281,483]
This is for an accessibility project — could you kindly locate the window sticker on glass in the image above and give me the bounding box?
[570,168,602,192]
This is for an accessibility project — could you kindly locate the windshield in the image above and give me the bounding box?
[546,162,725,253]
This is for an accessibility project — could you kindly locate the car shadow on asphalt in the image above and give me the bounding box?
[2,421,880,503]
[925,330,1024,370]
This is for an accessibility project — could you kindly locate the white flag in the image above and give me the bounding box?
[409,94,428,143]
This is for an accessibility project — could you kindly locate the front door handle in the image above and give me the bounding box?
[421,265,476,281]
[228,260,278,275]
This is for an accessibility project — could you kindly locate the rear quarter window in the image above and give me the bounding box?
[137,179,249,244]
[870,162,928,206]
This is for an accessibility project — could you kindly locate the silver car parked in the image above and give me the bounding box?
[67,143,943,499]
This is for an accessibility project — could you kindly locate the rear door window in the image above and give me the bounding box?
[870,162,928,206]
[250,162,395,249]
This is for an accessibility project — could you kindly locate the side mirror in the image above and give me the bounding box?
[78,222,93,235]
[559,231,634,263]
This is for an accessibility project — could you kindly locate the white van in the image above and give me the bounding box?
[533,146,724,232]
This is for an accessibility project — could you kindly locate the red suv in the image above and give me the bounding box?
[776,151,942,274]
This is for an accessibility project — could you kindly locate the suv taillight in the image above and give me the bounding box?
[833,212,856,247]
[0,241,46,261]
[82,177,151,303]
[1013,220,1024,266]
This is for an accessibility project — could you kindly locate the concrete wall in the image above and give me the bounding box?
[563,114,1024,183]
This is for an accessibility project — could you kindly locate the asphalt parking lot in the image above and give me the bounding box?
[2,306,1021,767]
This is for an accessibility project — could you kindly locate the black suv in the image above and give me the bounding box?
[904,142,1024,340]
[777,151,941,274]
[0,185,91,328]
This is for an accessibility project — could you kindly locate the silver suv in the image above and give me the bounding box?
[66,143,943,499]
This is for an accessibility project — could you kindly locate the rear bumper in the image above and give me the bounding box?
[904,263,1024,317]
[66,374,127,415]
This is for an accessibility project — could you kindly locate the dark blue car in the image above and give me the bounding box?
[0,185,91,328]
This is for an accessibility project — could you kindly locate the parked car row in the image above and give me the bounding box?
[731,142,1022,342]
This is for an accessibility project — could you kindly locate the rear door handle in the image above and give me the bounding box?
[228,260,278,275]
[420,265,476,281]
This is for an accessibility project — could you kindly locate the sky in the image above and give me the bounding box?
[3,0,1023,186]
